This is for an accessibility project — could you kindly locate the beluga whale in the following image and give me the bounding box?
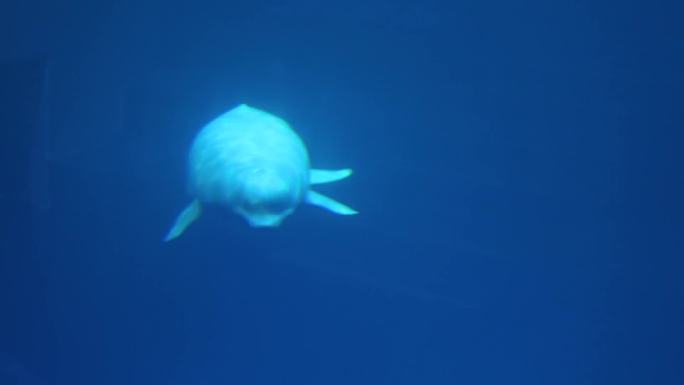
[164,104,357,241]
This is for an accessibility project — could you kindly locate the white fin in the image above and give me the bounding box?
[310,168,353,184]
[306,190,358,215]
[164,200,202,241]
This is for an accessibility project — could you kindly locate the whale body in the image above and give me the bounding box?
[164,104,357,241]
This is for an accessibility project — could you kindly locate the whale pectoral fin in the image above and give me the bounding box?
[306,190,358,215]
[310,168,353,184]
[164,200,202,242]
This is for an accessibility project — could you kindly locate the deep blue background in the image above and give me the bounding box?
[1,1,683,384]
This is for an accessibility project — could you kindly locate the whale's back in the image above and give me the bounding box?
[188,104,310,207]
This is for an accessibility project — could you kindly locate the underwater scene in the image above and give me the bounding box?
[1,1,682,384]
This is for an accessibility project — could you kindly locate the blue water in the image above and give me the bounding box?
[1,1,682,384]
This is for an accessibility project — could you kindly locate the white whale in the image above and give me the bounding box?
[164,104,357,241]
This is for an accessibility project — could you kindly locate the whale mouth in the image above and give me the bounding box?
[246,213,284,227]
[241,173,295,208]
[235,196,296,227]
[234,204,290,227]
[235,170,298,227]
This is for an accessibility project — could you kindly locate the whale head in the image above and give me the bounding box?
[233,168,303,227]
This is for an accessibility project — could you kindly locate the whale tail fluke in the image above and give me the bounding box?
[164,199,202,241]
